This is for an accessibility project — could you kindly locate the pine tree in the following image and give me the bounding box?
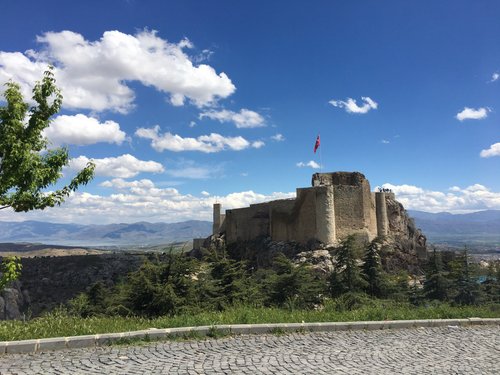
[267,253,325,309]
[330,235,366,296]
[481,261,500,303]
[451,247,481,305]
[423,247,450,301]
[362,238,386,297]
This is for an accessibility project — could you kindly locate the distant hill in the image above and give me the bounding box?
[0,220,212,247]
[2,210,499,250]
[408,210,500,249]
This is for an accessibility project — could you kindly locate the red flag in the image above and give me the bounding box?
[313,135,320,153]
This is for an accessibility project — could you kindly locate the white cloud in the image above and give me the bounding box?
[271,133,285,142]
[456,107,490,121]
[381,139,390,144]
[379,183,500,213]
[6,177,500,224]
[296,160,320,169]
[480,142,500,158]
[100,178,156,190]
[491,72,499,82]
[199,108,265,128]
[135,125,255,153]
[166,167,214,179]
[329,96,378,114]
[251,140,265,149]
[44,114,127,146]
[69,154,164,178]
[100,178,178,197]
[0,180,295,224]
[162,159,224,180]
[220,191,295,210]
[201,191,210,196]
[0,30,235,113]
[379,184,424,195]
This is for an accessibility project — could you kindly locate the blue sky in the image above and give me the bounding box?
[1,0,499,224]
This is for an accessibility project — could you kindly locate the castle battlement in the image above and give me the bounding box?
[211,171,395,246]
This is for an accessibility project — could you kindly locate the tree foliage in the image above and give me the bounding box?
[0,256,22,290]
[450,247,482,305]
[64,238,499,319]
[423,247,450,301]
[266,253,325,309]
[330,235,366,296]
[362,238,387,297]
[122,253,201,317]
[481,260,500,303]
[0,68,94,212]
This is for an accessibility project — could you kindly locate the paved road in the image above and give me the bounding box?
[0,326,498,374]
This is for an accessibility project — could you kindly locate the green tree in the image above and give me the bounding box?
[0,256,22,290]
[0,68,94,212]
[481,260,499,303]
[330,235,366,296]
[423,247,450,301]
[208,256,261,309]
[123,252,200,317]
[362,238,387,297]
[450,247,481,305]
[266,253,325,309]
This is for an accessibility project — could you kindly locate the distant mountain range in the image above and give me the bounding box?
[408,210,500,249]
[0,209,499,249]
[0,220,212,247]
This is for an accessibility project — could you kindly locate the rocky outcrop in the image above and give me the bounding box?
[0,253,157,320]
[202,194,427,274]
[369,196,428,274]
[294,250,335,275]
[386,196,427,258]
[0,281,29,320]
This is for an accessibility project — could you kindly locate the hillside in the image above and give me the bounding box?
[409,210,500,249]
[1,210,499,250]
[0,220,212,247]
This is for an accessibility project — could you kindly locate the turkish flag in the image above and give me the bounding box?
[313,135,320,153]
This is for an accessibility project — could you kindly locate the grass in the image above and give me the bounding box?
[0,302,498,342]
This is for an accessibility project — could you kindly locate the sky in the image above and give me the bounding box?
[0,0,499,224]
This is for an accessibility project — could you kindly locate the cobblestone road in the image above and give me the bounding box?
[0,326,498,374]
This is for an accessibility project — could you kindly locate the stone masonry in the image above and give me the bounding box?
[197,172,424,251]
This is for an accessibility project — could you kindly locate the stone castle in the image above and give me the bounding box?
[194,171,426,255]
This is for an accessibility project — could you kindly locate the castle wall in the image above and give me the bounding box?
[219,214,226,233]
[269,187,336,244]
[332,183,376,241]
[370,193,378,237]
[213,203,221,235]
[225,203,270,243]
[288,188,319,243]
[314,185,336,244]
[222,172,391,245]
[269,189,317,243]
[268,200,295,241]
[375,192,389,237]
[333,185,365,239]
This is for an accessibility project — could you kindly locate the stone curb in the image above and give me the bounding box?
[1,318,499,355]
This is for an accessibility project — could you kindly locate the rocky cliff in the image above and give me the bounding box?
[380,196,427,273]
[0,253,151,320]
